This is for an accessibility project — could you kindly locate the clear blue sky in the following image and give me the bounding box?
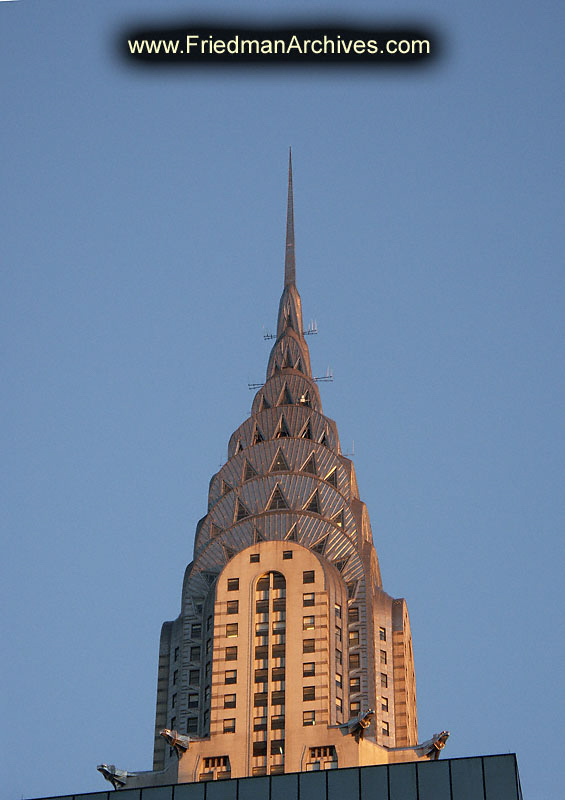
[1,1,563,798]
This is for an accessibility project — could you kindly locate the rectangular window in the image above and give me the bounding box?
[192,624,202,638]
[203,710,209,726]
[188,693,199,708]
[227,600,239,614]
[303,592,315,607]
[227,578,239,591]
[255,599,269,613]
[336,649,342,665]
[223,718,236,733]
[272,598,286,611]
[226,623,238,638]
[336,697,343,714]
[254,692,268,707]
[187,717,198,733]
[189,669,200,685]
[303,616,315,630]
[350,701,360,715]
[271,690,285,704]
[172,693,177,708]
[206,616,212,632]
[205,662,211,678]
[270,739,285,755]
[174,646,179,661]
[225,646,237,661]
[225,670,237,684]
[283,550,293,559]
[303,662,315,676]
[303,639,315,653]
[349,653,360,669]
[250,553,260,563]
[303,710,315,726]
[173,670,178,685]
[349,630,360,646]
[272,643,285,658]
[204,685,210,701]
[379,626,386,641]
[272,667,285,681]
[350,677,361,692]
[273,573,285,590]
[271,714,285,729]
[272,620,286,634]
[336,626,342,643]
[335,603,342,619]
[381,673,388,688]
[381,696,389,712]
[254,668,268,683]
[255,645,268,659]
[253,741,267,756]
[255,622,268,635]
[380,649,387,665]
[303,686,315,701]
[335,673,342,690]
[382,721,390,736]
[224,694,236,708]
[257,576,269,591]
[206,639,211,655]
[303,570,315,584]
[171,716,176,730]
[349,607,359,623]
[253,716,267,731]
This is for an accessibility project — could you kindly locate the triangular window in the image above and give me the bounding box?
[299,420,313,440]
[243,460,258,482]
[282,349,293,369]
[299,391,311,407]
[311,536,327,554]
[304,489,321,514]
[301,453,317,475]
[270,448,289,472]
[210,523,223,538]
[252,425,264,445]
[203,571,217,586]
[277,384,293,407]
[267,485,288,511]
[325,468,338,488]
[275,416,291,438]
[258,395,271,412]
[254,528,266,543]
[295,358,303,373]
[235,440,243,454]
[319,431,329,447]
[331,509,345,529]
[235,498,250,522]
[333,557,349,573]
[223,545,236,561]
[285,523,298,542]
[221,480,232,496]
[347,581,358,600]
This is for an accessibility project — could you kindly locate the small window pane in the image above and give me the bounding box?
[303,570,315,584]
[227,578,239,591]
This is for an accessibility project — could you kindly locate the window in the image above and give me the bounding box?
[204,685,210,701]
[174,646,179,661]
[272,598,286,611]
[254,715,267,731]
[225,646,237,661]
[350,701,360,715]
[188,693,199,708]
[335,673,343,690]
[172,693,177,708]
[303,570,315,584]
[224,694,236,708]
[381,673,388,688]
[303,639,315,653]
[187,717,198,733]
[272,690,285,704]
[173,670,178,685]
[382,721,390,736]
[283,550,293,559]
[303,662,315,676]
[206,616,212,632]
[303,592,315,607]
[192,624,202,638]
[254,692,268,707]
[349,607,359,623]
[226,623,238,638]
[256,599,269,614]
[223,718,235,733]
[336,627,342,643]
[257,576,269,591]
[253,741,267,757]
[350,677,361,692]
[349,653,360,669]
[255,622,269,635]
[336,649,342,665]
[335,603,342,619]
[380,649,387,665]
[205,662,211,678]
[303,616,315,630]
[190,646,200,661]
[272,667,285,681]
[271,714,285,729]
[381,696,389,712]
[250,553,260,563]
[303,710,315,726]
[272,620,286,634]
[205,639,211,655]
[189,669,200,685]
[227,578,239,591]
[270,739,285,755]
[349,630,360,646]
[379,626,386,641]
[227,600,239,614]
[303,686,316,701]
[272,643,285,658]
[336,697,343,714]
[171,716,176,730]
[254,669,268,684]
[225,670,237,684]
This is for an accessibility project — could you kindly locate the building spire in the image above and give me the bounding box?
[284,148,296,287]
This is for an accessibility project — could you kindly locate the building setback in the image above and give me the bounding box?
[97,155,451,790]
